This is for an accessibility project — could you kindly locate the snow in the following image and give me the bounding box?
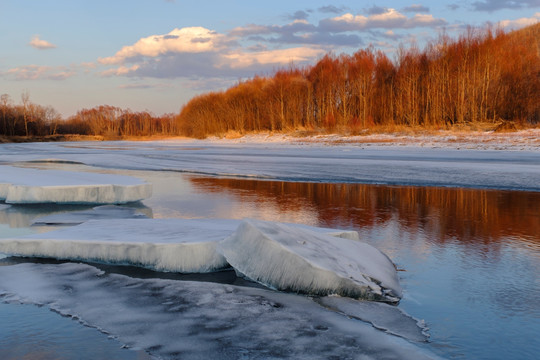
[32,205,150,225]
[0,262,440,360]
[0,218,362,274]
[218,219,402,303]
[0,165,152,204]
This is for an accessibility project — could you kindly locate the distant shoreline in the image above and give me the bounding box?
[1,128,539,152]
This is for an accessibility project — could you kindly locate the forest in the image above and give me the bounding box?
[1,23,539,140]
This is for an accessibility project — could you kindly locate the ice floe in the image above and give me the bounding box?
[0,218,364,274]
[0,262,439,360]
[0,217,401,303]
[218,219,402,303]
[0,165,151,204]
[0,219,236,273]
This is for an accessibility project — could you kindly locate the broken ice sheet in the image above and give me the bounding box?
[0,219,237,273]
[0,262,439,360]
[0,165,151,204]
[0,218,364,275]
[316,295,429,342]
[218,219,402,303]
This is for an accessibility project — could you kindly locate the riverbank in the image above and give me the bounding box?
[202,128,540,152]
[2,128,539,151]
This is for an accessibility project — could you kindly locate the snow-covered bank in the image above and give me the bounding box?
[0,165,151,204]
[206,129,540,151]
[0,262,438,360]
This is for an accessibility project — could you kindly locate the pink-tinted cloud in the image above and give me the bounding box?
[29,35,56,50]
[98,27,225,65]
[4,65,74,80]
[498,12,540,28]
[320,8,447,32]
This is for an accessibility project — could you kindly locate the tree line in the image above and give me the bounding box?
[1,23,538,140]
[178,24,539,137]
[0,98,177,138]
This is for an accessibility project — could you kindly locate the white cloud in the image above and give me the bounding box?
[101,64,141,77]
[98,25,326,79]
[222,47,325,69]
[4,65,74,80]
[29,35,56,50]
[98,27,225,65]
[320,8,446,31]
[498,12,540,29]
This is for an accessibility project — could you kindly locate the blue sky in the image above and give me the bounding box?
[1,0,538,117]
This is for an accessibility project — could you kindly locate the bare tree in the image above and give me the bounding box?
[1,93,11,135]
[21,90,30,136]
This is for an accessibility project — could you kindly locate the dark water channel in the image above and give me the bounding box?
[1,167,539,359]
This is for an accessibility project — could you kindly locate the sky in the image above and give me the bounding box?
[0,0,539,117]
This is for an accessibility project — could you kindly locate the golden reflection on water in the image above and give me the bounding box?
[188,177,540,250]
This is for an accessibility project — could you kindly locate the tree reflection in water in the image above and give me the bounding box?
[188,176,540,253]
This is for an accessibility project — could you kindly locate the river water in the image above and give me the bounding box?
[1,166,539,359]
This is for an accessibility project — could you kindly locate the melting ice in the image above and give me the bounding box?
[219,219,402,303]
[0,262,438,360]
[0,218,367,275]
[0,165,151,204]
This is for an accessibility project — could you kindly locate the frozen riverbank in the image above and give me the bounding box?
[0,133,538,191]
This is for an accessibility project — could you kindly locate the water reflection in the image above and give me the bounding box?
[188,177,540,252]
[0,203,152,228]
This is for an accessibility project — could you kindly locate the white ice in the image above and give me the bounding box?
[0,165,151,204]
[0,218,236,273]
[0,262,440,360]
[218,219,402,303]
[32,205,150,225]
[0,218,362,274]
[0,140,538,191]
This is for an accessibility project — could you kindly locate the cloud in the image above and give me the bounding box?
[98,27,226,65]
[498,12,540,28]
[471,0,540,11]
[320,8,447,32]
[3,65,74,80]
[98,25,326,80]
[287,10,310,20]
[365,6,389,15]
[230,20,316,38]
[318,5,347,14]
[29,35,56,50]
[231,20,362,47]
[223,47,325,69]
[118,83,172,90]
[402,4,430,13]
